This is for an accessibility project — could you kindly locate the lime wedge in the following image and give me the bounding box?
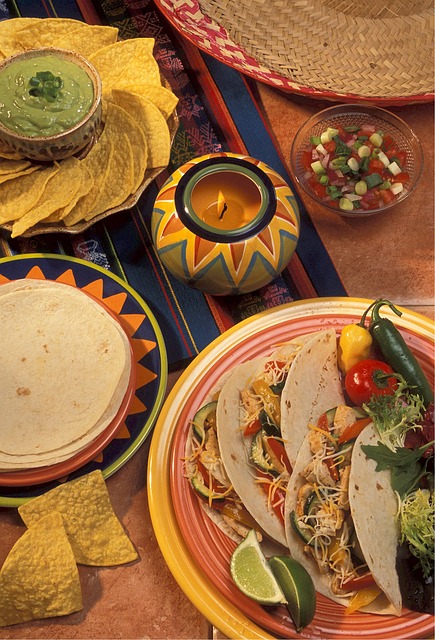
[269,555,316,632]
[230,529,287,605]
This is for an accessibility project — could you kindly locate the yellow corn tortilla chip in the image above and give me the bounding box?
[43,163,95,223]
[0,158,31,175]
[0,165,39,185]
[11,157,85,237]
[16,23,119,58]
[62,118,115,226]
[0,17,41,57]
[0,164,60,224]
[19,470,138,567]
[110,89,170,168]
[112,82,179,119]
[89,38,160,91]
[0,511,82,628]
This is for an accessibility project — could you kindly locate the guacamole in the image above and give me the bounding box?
[0,54,94,137]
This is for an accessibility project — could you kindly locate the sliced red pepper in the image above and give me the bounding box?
[338,417,372,445]
[265,437,292,474]
[343,572,376,590]
[243,417,262,436]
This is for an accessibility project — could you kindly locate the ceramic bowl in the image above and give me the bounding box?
[0,47,102,161]
[151,152,300,296]
[289,104,423,218]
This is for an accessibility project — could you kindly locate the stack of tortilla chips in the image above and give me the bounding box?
[0,18,178,236]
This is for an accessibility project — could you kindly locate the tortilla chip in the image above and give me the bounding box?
[110,89,170,168]
[16,23,119,58]
[112,82,178,119]
[89,38,160,91]
[0,165,39,185]
[62,122,114,226]
[0,164,60,224]
[0,158,31,175]
[0,17,40,58]
[0,512,82,628]
[10,157,85,237]
[43,163,95,223]
[19,470,138,567]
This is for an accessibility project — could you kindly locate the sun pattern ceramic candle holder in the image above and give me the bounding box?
[151,152,300,295]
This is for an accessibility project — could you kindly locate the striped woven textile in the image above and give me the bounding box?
[0,0,347,368]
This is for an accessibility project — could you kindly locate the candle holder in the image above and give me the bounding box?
[151,152,300,296]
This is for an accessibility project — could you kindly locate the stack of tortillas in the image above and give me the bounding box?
[0,279,132,470]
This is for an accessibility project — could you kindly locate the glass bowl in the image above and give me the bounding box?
[289,104,423,218]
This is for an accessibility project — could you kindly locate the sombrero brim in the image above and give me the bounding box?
[155,0,434,105]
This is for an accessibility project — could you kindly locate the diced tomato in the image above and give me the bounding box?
[323,140,336,153]
[381,134,395,151]
[386,146,398,159]
[380,189,395,205]
[395,150,407,167]
[312,182,328,198]
[392,171,410,184]
[301,150,313,171]
[368,158,385,174]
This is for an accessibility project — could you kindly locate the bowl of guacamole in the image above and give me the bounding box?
[0,47,102,161]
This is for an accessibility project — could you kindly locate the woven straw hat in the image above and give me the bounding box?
[197,0,434,99]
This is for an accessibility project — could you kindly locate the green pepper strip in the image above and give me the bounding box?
[362,299,434,407]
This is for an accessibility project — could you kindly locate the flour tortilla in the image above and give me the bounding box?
[284,423,401,615]
[216,334,317,547]
[0,279,132,469]
[281,328,345,468]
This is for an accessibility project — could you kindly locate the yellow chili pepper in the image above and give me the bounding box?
[337,323,373,374]
[345,585,382,614]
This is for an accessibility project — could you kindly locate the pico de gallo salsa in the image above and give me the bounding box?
[301,122,410,212]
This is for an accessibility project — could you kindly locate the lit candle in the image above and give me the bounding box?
[190,170,262,230]
[177,158,276,240]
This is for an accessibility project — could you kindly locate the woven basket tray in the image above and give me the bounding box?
[157,0,434,104]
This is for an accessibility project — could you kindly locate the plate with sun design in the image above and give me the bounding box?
[0,253,168,506]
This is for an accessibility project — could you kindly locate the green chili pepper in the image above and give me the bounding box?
[360,299,434,407]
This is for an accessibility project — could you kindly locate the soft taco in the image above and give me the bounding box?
[184,378,261,544]
[280,328,344,468]
[285,405,401,615]
[216,330,345,547]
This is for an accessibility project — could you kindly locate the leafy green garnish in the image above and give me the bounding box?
[332,135,351,158]
[361,441,433,497]
[399,489,434,579]
[28,71,63,103]
[363,377,426,451]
